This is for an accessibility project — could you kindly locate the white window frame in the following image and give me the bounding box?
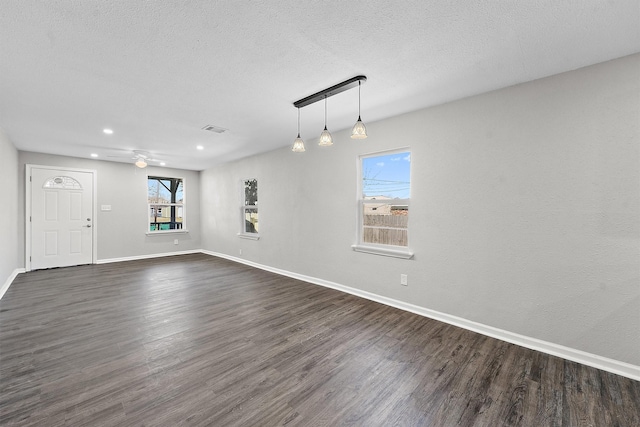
[352,148,413,259]
[238,178,259,240]
[146,175,188,235]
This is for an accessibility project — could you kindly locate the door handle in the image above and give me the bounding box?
[84,225,92,228]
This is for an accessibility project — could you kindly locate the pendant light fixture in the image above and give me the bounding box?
[292,75,367,151]
[318,95,333,147]
[292,107,306,152]
[351,80,367,139]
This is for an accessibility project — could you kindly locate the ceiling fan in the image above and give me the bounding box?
[107,150,164,168]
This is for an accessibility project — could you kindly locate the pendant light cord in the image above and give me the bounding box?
[358,81,361,118]
[324,95,328,129]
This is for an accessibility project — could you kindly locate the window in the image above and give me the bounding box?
[353,149,413,259]
[148,176,184,232]
[239,178,259,239]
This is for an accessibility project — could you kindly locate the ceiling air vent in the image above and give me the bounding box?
[202,125,227,134]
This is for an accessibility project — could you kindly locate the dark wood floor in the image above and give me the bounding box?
[1,254,638,426]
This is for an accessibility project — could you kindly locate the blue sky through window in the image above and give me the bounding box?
[362,151,410,199]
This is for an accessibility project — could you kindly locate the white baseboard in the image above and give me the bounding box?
[97,249,201,264]
[1,250,200,300]
[0,268,26,300]
[201,250,640,381]
[5,250,638,381]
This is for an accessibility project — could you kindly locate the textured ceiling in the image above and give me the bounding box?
[1,1,639,170]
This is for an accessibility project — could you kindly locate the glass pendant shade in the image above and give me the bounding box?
[292,107,306,152]
[292,134,305,152]
[318,96,333,146]
[318,126,333,146]
[351,80,367,139]
[351,116,367,139]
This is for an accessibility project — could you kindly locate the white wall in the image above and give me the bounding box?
[0,129,20,291]
[18,152,201,263]
[201,54,640,366]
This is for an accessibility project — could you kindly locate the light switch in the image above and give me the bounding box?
[101,205,112,211]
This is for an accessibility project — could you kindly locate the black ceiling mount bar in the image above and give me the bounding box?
[293,75,367,108]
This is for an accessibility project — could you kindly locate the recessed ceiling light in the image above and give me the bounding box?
[196,145,204,150]
[160,162,166,166]
[103,128,113,135]
[90,153,98,158]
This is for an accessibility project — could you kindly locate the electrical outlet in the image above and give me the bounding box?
[239,249,242,255]
[174,239,179,245]
[400,274,408,286]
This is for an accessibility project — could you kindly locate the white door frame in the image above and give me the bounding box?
[25,164,98,272]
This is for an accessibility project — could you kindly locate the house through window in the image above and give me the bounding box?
[148,176,184,232]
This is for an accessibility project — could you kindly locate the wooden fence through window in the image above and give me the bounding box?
[363,214,408,246]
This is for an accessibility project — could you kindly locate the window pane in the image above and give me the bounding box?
[147,176,185,232]
[150,205,183,231]
[362,203,408,247]
[148,177,183,205]
[244,179,258,206]
[359,151,410,248]
[362,152,410,199]
[244,208,258,233]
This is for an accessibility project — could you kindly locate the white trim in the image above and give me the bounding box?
[145,230,190,236]
[351,244,414,259]
[25,165,98,272]
[240,178,259,236]
[7,247,637,380]
[237,233,260,240]
[0,268,26,300]
[147,175,186,234]
[200,249,640,381]
[96,249,200,264]
[356,148,413,257]
[358,146,413,159]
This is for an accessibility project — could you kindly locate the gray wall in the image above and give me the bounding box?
[4,54,638,368]
[200,54,640,366]
[0,130,19,284]
[18,152,201,263]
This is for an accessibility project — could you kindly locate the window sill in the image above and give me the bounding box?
[351,244,414,259]
[237,233,260,240]
[146,230,189,236]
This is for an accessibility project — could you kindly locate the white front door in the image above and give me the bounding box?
[30,167,95,270]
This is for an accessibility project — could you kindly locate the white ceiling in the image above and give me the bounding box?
[1,1,639,171]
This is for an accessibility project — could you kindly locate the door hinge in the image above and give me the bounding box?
[30,216,32,222]
[30,175,32,182]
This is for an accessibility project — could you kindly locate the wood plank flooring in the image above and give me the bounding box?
[1,253,638,426]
